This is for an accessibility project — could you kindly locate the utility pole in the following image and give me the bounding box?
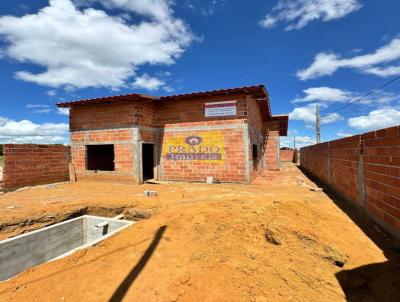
[316,105,321,144]
[293,136,296,150]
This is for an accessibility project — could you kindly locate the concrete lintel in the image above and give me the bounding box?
[131,128,141,184]
[163,123,247,133]
[243,124,250,184]
[72,141,134,146]
[70,124,247,134]
[71,126,159,133]
[82,170,134,177]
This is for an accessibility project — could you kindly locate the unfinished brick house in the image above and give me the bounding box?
[57,85,288,184]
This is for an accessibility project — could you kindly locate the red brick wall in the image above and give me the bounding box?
[300,125,400,237]
[300,142,330,183]
[363,126,400,232]
[3,144,70,190]
[264,121,281,171]
[156,94,248,125]
[70,101,156,131]
[330,135,362,205]
[67,94,284,184]
[247,97,266,180]
[160,120,247,183]
[71,129,137,182]
[280,150,295,162]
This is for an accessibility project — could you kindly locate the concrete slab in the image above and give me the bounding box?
[0,215,133,281]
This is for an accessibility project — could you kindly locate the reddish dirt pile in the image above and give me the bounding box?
[0,163,398,301]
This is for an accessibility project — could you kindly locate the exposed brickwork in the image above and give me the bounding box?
[67,93,286,184]
[3,144,70,190]
[70,101,156,132]
[300,125,400,237]
[280,150,295,162]
[247,97,266,181]
[157,94,248,126]
[330,135,361,205]
[264,121,281,171]
[301,143,329,185]
[71,129,136,182]
[160,124,246,183]
[363,126,400,232]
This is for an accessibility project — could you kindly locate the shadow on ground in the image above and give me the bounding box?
[109,225,167,302]
[299,166,400,302]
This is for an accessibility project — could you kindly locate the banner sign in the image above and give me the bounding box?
[205,101,237,117]
[163,132,225,163]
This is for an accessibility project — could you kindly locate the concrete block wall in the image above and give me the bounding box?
[3,144,70,191]
[300,125,400,238]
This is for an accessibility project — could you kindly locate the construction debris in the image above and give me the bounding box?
[144,190,158,197]
[206,176,214,184]
[310,187,323,192]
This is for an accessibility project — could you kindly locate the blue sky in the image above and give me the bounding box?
[0,0,399,147]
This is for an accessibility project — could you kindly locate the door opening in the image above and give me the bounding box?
[142,143,155,181]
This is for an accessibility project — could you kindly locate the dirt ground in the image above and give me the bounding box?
[0,163,399,302]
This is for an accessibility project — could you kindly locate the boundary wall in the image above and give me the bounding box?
[300,125,400,238]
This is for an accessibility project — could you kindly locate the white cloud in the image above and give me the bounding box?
[0,0,194,89]
[292,86,400,106]
[57,108,70,116]
[358,91,400,106]
[292,87,354,103]
[0,116,69,144]
[132,73,165,91]
[47,90,57,97]
[0,117,12,125]
[321,112,343,124]
[26,104,52,114]
[184,0,227,16]
[297,37,400,80]
[26,104,50,109]
[348,108,400,131]
[337,131,353,137]
[260,0,361,30]
[362,65,400,77]
[289,103,342,124]
[281,135,315,148]
[88,0,173,20]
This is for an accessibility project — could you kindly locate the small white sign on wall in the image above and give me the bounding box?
[205,101,237,117]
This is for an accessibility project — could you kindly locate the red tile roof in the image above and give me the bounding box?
[158,85,268,101]
[269,114,289,136]
[56,93,155,108]
[56,85,288,136]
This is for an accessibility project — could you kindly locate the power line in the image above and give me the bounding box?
[323,75,400,115]
[316,105,321,144]
[318,75,400,130]
[291,75,400,144]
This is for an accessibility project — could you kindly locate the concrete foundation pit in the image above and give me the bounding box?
[0,215,134,281]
